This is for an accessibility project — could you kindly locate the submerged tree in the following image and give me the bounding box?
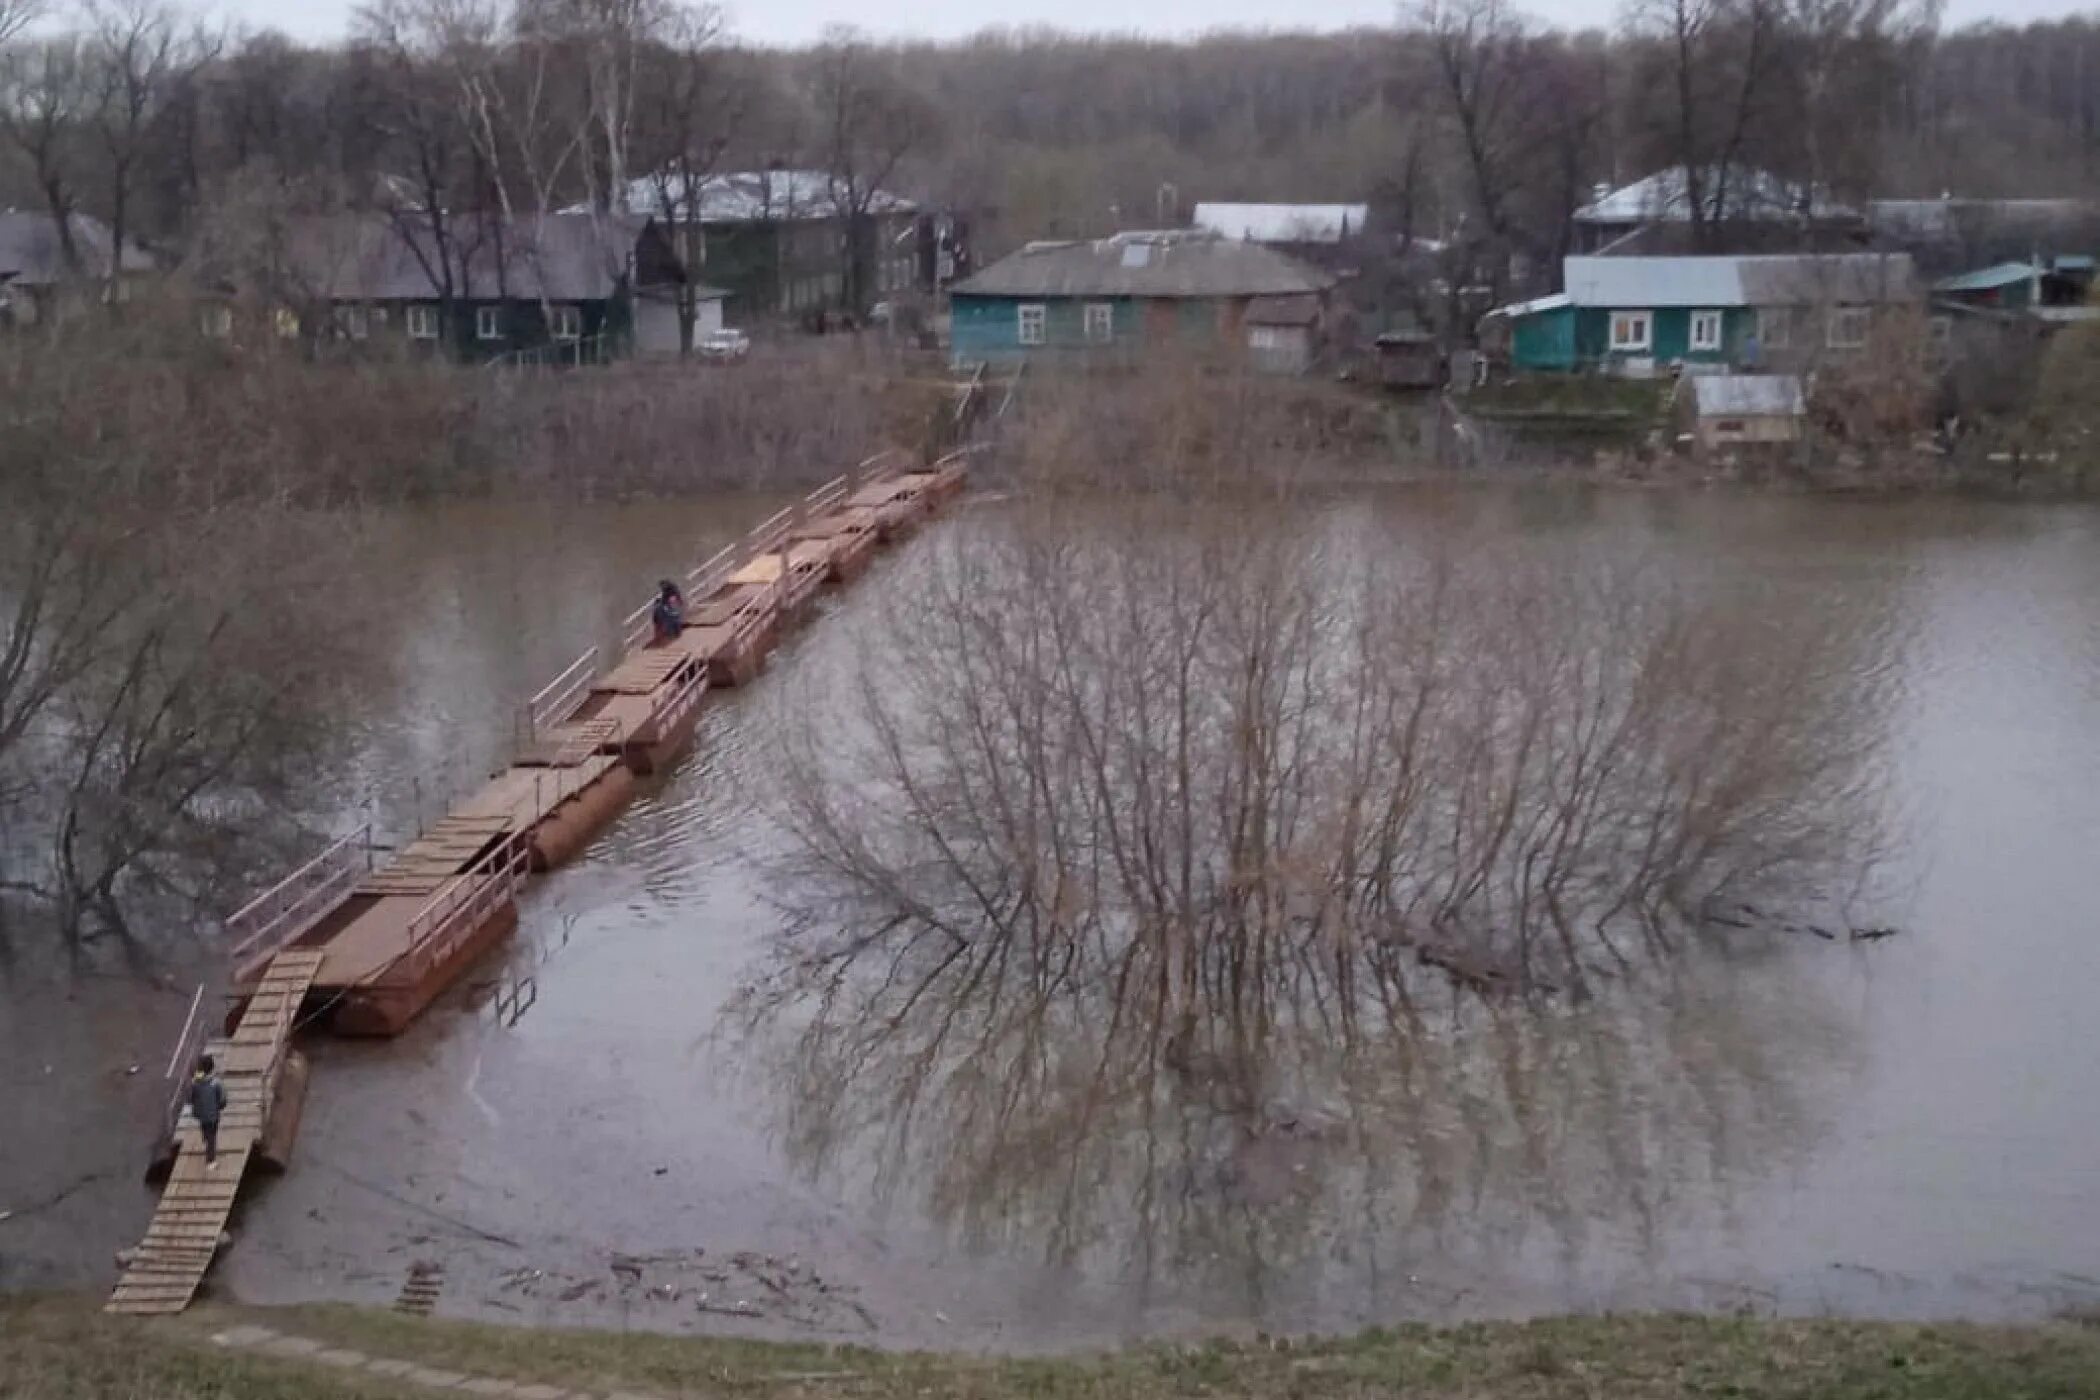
[732,482,1891,1290]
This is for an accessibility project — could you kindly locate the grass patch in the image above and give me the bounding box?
[7,1293,2100,1398]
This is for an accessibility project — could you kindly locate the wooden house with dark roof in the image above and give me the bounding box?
[948,229,1336,373]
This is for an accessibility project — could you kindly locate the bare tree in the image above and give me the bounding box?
[515,0,666,211]
[1621,0,1786,248]
[85,0,219,299]
[805,27,939,314]
[631,3,743,353]
[0,36,94,274]
[355,0,477,330]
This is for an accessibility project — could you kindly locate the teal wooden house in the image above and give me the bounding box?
[949,231,1335,373]
[1487,254,1919,374]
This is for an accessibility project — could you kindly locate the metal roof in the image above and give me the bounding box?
[1481,291,1571,319]
[1192,203,1368,245]
[0,210,154,285]
[1575,168,1856,225]
[1935,261,2041,293]
[951,231,1333,300]
[610,169,914,224]
[280,213,642,302]
[1564,254,1916,308]
[1684,374,1806,417]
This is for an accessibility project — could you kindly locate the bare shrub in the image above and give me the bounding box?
[994,358,1407,494]
[732,490,1885,1274]
[470,338,920,495]
[0,305,374,959]
[762,496,1894,1005]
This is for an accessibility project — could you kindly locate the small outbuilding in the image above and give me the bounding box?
[1674,373,1806,450]
[1371,328,1444,389]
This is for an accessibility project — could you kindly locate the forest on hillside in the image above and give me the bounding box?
[0,0,2096,286]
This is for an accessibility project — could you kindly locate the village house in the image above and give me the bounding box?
[1484,253,1919,375]
[616,168,918,321]
[240,211,721,363]
[1933,257,2096,320]
[1193,202,1369,250]
[0,209,155,324]
[1870,197,2100,277]
[1573,168,1867,254]
[948,229,1336,373]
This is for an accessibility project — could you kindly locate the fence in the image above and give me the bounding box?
[152,984,209,1151]
[226,826,373,976]
[520,646,600,747]
[387,832,532,992]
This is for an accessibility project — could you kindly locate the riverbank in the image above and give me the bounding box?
[8,1294,2100,1399]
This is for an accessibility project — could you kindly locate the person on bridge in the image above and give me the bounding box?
[651,579,686,644]
[188,1054,226,1168]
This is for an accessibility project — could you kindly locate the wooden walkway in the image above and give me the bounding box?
[107,947,326,1315]
[108,425,1002,1315]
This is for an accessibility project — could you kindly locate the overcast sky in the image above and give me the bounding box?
[220,0,2095,47]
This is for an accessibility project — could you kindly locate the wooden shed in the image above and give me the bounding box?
[1372,329,1445,389]
[1674,373,1806,450]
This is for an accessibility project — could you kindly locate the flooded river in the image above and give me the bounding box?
[6,487,2100,1349]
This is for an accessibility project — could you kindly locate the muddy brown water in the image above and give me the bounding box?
[5,487,2100,1350]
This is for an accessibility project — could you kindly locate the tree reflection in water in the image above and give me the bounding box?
[732,495,1895,1320]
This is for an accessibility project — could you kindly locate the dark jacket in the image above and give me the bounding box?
[188,1072,226,1126]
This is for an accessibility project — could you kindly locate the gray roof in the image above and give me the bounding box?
[1563,253,1917,308]
[280,213,639,302]
[1576,168,1857,225]
[1193,202,1367,245]
[952,231,1334,300]
[611,169,914,224]
[1683,374,1806,417]
[0,210,154,285]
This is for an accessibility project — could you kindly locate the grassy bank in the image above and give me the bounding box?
[7,1295,2100,1399]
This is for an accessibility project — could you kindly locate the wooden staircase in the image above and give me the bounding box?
[105,947,326,1316]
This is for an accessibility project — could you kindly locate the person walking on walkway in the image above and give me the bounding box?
[189,1054,226,1168]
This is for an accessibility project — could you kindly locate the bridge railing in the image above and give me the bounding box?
[152,984,210,1150]
[394,831,531,987]
[227,825,373,976]
[641,656,710,744]
[744,505,796,559]
[523,646,599,744]
[801,473,849,520]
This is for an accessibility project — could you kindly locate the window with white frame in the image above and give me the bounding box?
[550,304,581,340]
[1757,306,1791,348]
[1826,306,1869,349]
[1608,310,1652,353]
[476,306,502,341]
[1017,302,1047,346]
[341,305,369,340]
[1688,308,1723,352]
[1248,325,1292,352]
[1084,302,1114,343]
[407,304,438,340]
[272,307,299,339]
[200,304,233,339]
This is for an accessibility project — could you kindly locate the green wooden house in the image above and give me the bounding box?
[1488,254,1919,374]
[949,230,1335,373]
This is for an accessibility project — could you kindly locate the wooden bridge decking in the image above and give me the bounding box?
[107,947,326,1315]
[112,445,991,1315]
